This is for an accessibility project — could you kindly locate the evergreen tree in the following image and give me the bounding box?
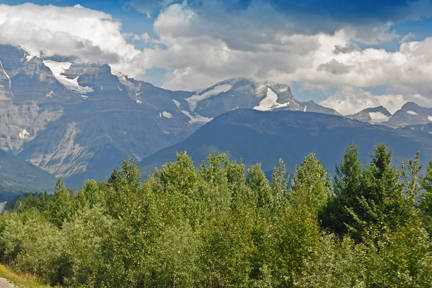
[357,144,409,234]
[321,143,363,236]
[37,191,51,213]
[323,144,411,242]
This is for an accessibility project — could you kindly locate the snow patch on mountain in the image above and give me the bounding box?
[43,60,94,94]
[428,116,432,122]
[46,91,54,98]
[162,111,173,118]
[0,60,12,89]
[254,88,289,111]
[407,110,418,115]
[173,99,180,108]
[19,129,29,139]
[186,84,232,111]
[179,109,212,124]
[369,112,390,123]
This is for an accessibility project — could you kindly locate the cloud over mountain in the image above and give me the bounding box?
[2,1,432,115]
[0,3,147,77]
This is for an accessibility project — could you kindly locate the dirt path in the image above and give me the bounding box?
[0,277,17,288]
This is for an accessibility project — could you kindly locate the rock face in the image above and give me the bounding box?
[386,102,432,126]
[347,106,392,124]
[0,44,345,184]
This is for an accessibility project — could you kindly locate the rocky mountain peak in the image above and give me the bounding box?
[347,106,391,124]
[386,102,432,126]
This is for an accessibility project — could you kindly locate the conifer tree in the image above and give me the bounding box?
[321,143,362,236]
[322,144,411,242]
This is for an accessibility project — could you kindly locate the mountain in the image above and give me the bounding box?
[0,149,57,201]
[0,44,339,185]
[139,109,432,178]
[386,102,432,126]
[347,106,392,124]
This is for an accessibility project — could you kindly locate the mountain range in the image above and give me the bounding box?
[0,43,432,194]
[139,109,432,178]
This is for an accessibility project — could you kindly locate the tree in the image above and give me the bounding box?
[321,143,363,236]
[419,161,432,230]
[271,159,289,210]
[289,152,331,213]
[49,179,74,228]
[323,144,411,242]
[75,179,107,211]
[38,191,51,213]
[246,164,272,208]
[358,144,409,234]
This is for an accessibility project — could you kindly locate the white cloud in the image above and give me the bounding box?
[0,3,147,78]
[2,1,432,116]
[320,86,382,115]
[319,86,432,115]
[142,2,432,102]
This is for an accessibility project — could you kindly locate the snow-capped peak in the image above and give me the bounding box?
[43,60,94,94]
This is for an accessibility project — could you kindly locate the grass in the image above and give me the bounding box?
[0,264,55,288]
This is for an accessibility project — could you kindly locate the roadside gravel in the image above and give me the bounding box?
[0,278,17,288]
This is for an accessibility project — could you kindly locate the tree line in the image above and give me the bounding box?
[2,143,432,287]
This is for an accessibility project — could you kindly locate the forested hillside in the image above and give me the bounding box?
[2,144,432,287]
[139,109,432,178]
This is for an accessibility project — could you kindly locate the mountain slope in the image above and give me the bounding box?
[0,149,57,200]
[0,44,350,185]
[347,106,391,123]
[386,102,432,126]
[139,109,432,177]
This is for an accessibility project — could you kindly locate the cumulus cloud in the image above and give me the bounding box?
[320,87,384,115]
[317,59,351,75]
[135,0,432,102]
[319,86,432,115]
[0,3,148,77]
[128,0,432,41]
[2,1,432,115]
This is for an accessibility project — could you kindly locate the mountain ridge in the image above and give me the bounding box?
[139,109,432,177]
[0,44,342,185]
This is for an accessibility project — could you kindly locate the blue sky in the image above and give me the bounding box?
[0,0,432,114]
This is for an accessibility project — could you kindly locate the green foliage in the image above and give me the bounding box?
[321,143,363,237]
[271,158,289,208]
[49,179,74,228]
[1,147,432,287]
[322,144,412,242]
[246,163,272,208]
[289,152,331,213]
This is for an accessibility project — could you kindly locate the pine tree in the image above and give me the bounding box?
[321,143,362,236]
[322,144,411,242]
